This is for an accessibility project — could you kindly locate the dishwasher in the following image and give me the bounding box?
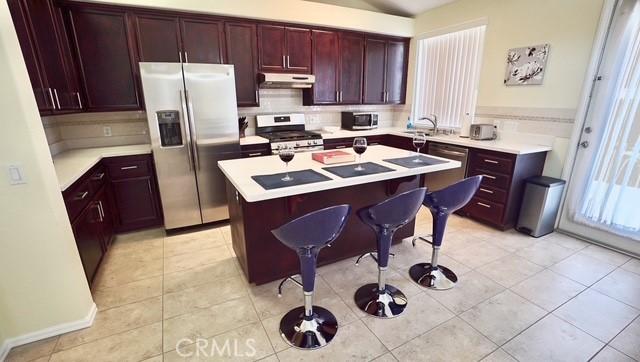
[425,143,469,191]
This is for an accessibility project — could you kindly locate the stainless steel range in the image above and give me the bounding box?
[256,113,323,154]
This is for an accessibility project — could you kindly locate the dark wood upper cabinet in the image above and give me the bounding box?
[285,27,312,72]
[363,38,387,104]
[257,24,286,71]
[385,40,408,104]
[339,32,364,104]
[363,37,408,104]
[180,18,225,64]
[134,14,182,62]
[258,24,311,73]
[8,0,81,113]
[225,22,259,107]
[308,30,339,104]
[66,6,142,111]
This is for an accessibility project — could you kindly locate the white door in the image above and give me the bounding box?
[559,0,640,256]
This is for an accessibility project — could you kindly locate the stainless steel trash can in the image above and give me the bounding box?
[516,176,566,237]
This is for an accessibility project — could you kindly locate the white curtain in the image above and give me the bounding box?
[577,0,640,240]
[413,25,485,128]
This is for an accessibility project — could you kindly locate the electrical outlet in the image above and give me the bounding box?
[103,126,112,137]
[7,164,26,185]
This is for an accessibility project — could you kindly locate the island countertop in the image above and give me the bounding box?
[218,145,460,202]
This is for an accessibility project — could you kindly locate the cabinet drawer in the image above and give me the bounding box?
[63,178,94,222]
[242,150,269,158]
[474,185,507,204]
[88,164,107,193]
[464,197,504,225]
[471,152,514,174]
[469,168,511,190]
[106,156,152,180]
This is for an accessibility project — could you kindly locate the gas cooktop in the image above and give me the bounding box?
[261,130,322,142]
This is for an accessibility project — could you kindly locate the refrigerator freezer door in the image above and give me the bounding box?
[140,62,202,229]
[183,63,240,223]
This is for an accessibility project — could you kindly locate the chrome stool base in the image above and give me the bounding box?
[279,306,338,349]
[409,263,458,290]
[354,283,408,318]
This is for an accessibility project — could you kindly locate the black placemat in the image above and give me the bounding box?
[383,155,448,169]
[252,169,331,190]
[322,162,394,178]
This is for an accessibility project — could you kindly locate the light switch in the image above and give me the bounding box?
[7,164,26,185]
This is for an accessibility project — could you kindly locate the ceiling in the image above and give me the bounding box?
[304,0,456,17]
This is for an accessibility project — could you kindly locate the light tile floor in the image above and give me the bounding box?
[5,210,640,362]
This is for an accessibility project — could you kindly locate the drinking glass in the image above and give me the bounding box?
[278,145,295,181]
[412,132,427,162]
[353,137,367,171]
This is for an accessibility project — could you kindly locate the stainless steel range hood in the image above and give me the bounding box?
[258,73,315,89]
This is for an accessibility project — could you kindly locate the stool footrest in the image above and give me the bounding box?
[411,235,433,247]
[277,275,303,297]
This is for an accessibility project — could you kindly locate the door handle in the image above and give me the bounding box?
[74,191,89,200]
[286,55,290,68]
[482,174,497,180]
[184,51,189,63]
[97,201,104,221]
[483,159,499,164]
[47,88,56,109]
[282,55,286,68]
[76,92,83,109]
[185,90,200,170]
[53,89,61,109]
[436,149,466,158]
[120,165,138,170]
[479,188,494,194]
[248,152,262,157]
[92,172,105,180]
[180,90,194,171]
[477,202,491,208]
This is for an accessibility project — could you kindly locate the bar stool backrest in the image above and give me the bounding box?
[360,188,428,231]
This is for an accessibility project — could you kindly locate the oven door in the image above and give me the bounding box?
[353,114,373,128]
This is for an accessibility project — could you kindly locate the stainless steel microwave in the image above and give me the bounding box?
[341,112,379,130]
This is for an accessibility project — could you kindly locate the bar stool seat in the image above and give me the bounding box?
[409,176,482,290]
[354,188,427,318]
[272,204,351,349]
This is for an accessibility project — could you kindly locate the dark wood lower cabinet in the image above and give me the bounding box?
[63,153,162,286]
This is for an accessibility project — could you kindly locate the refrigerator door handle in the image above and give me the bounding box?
[179,90,194,171]
[184,89,200,170]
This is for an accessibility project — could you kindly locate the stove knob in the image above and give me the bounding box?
[295,143,300,147]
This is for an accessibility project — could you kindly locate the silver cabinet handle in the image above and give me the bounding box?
[248,152,262,157]
[53,89,61,109]
[482,174,497,180]
[76,92,83,109]
[97,201,104,221]
[286,55,290,68]
[335,145,346,149]
[179,51,183,63]
[92,172,105,180]
[282,55,286,68]
[255,89,259,101]
[120,165,138,170]
[438,149,467,157]
[336,91,339,102]
[184,51,189,63]
[339,91,343,102]
[477,202,491,208]
[75,191,89,200]
[484,159,499,164]
[479,188,494,194]
[47,88,56,109]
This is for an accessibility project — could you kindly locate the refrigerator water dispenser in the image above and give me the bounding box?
[157,110,182,147]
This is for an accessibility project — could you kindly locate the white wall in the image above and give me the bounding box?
[406,0,605,177]
[80,0,414,36]
[0,0,94,354]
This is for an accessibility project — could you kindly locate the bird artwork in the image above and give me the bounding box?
[504,44,550,85]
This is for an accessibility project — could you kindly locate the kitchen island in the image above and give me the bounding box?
[218,145,460,285]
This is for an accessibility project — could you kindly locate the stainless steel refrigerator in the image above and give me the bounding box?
[140,62,239,229]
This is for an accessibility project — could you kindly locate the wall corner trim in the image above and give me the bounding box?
[0,303,97,361]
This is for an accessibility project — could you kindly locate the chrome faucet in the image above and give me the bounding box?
[419,114,438,136]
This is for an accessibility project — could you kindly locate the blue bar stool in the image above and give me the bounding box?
[409,176,482,290]
[354,187,427,318]
[272,204,351,349]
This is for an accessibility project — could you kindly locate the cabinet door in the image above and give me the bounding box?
[285,27,311,72]
[225,22,259,107]
[339,32,364,104]
[310,30,338,104]
[134,13,181,62]
[257,24,285,72]
[111,176,162,232]
[95,188,115,251]
[72,202,104,286]
[385,40,407,104]
[7,0,51,111]
[180,18,225,64]
[363,38,386,104]
[67,7,141,111]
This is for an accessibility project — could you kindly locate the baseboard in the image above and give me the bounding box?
[0,303,96,362]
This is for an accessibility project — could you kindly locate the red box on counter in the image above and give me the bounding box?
[311,150,356,164]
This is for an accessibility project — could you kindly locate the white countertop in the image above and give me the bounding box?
[218,145,460,202]
[52,144,152,191]
[240,127,552,155]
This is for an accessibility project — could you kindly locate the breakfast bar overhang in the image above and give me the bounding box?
[218,145,461,285]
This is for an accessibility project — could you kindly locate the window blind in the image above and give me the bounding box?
[413,25,486,128]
